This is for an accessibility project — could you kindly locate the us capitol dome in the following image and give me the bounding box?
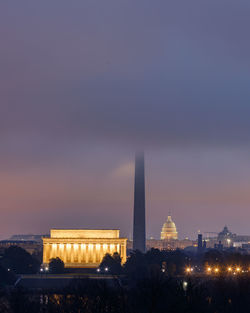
[161,215,178,240]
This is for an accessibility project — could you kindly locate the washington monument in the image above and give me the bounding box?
[133,153,146,252]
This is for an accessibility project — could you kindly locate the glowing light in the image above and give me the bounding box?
[207,267,212,273]
[96,244,100,250]
[97,268,100,272]
[105,267,109,272]
[66,244,71,250]
[81,244,86,250]
[59,244,64,250]
[74,244,79,250]
[103,244,107,250]
[227,267,232,272]
[186,267,193,273]
[52,244,57,250]
[214,268,219,273]
[236,267,241,272]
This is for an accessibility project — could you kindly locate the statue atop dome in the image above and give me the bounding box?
[161,215,178,240]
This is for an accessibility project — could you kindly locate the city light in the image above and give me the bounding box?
[236,267,241,272]
[183,281,188,291]
[214,268,219,273]
[207,267,212,273]
[227,267,232,272]
[185,267,193,273]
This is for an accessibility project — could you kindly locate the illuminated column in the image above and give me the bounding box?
[96,244,101,263]
[52,243,57,259]
[85,244,89,264]
[73,244,77,263]
[106,243,110,255]
[116,244,120,254]
[56,243,60,259]
[92,243,96,263]
[77,244,80,263]
[103,243,108,258]
[70,244,74,264]
[100,244,104,262]
[66,243,71,263]
[43,243,46,263]
[89,243,93,263]
[63,244,67,264]
[43,243,50,263]
[110,243,114,255]
[121,243,126,263]
[81,243,86,263]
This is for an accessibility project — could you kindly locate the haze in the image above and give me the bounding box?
[1,0,250,239]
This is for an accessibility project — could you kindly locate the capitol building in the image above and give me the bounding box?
[161,215,178,240]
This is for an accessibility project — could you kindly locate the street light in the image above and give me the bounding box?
[183,281,188,291]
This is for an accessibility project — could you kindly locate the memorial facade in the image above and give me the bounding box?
[43,229,127,268]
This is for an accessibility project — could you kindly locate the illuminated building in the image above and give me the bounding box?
[161,216,178,240]
[43,229,127,268]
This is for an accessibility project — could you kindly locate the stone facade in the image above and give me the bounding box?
[43,229,127,268]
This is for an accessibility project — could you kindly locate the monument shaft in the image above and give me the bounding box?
[133,153,146,252]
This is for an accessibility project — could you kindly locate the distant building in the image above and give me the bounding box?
[0,240,42,255]
[9,234,47,242]
[217,226,236,245]
[161,216,178,240]
[43,229,127,268]
[147,238,194,250]
[197,234,203,253]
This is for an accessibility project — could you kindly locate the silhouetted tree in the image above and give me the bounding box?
[49,257,65,274]
[0,246,40,274]
[99,252,123,274]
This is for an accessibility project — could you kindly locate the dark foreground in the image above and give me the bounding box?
[1,274,250,313]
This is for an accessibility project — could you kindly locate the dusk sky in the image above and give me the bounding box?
[1,1,250,240]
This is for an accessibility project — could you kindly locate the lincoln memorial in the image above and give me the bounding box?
[43,229,127,268]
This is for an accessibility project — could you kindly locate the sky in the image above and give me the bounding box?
[1,0,250,240]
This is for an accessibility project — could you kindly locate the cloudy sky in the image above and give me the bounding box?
[1,0,250,240]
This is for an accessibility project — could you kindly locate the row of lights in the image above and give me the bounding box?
[206,266,244,274]
[185,266,248,274]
